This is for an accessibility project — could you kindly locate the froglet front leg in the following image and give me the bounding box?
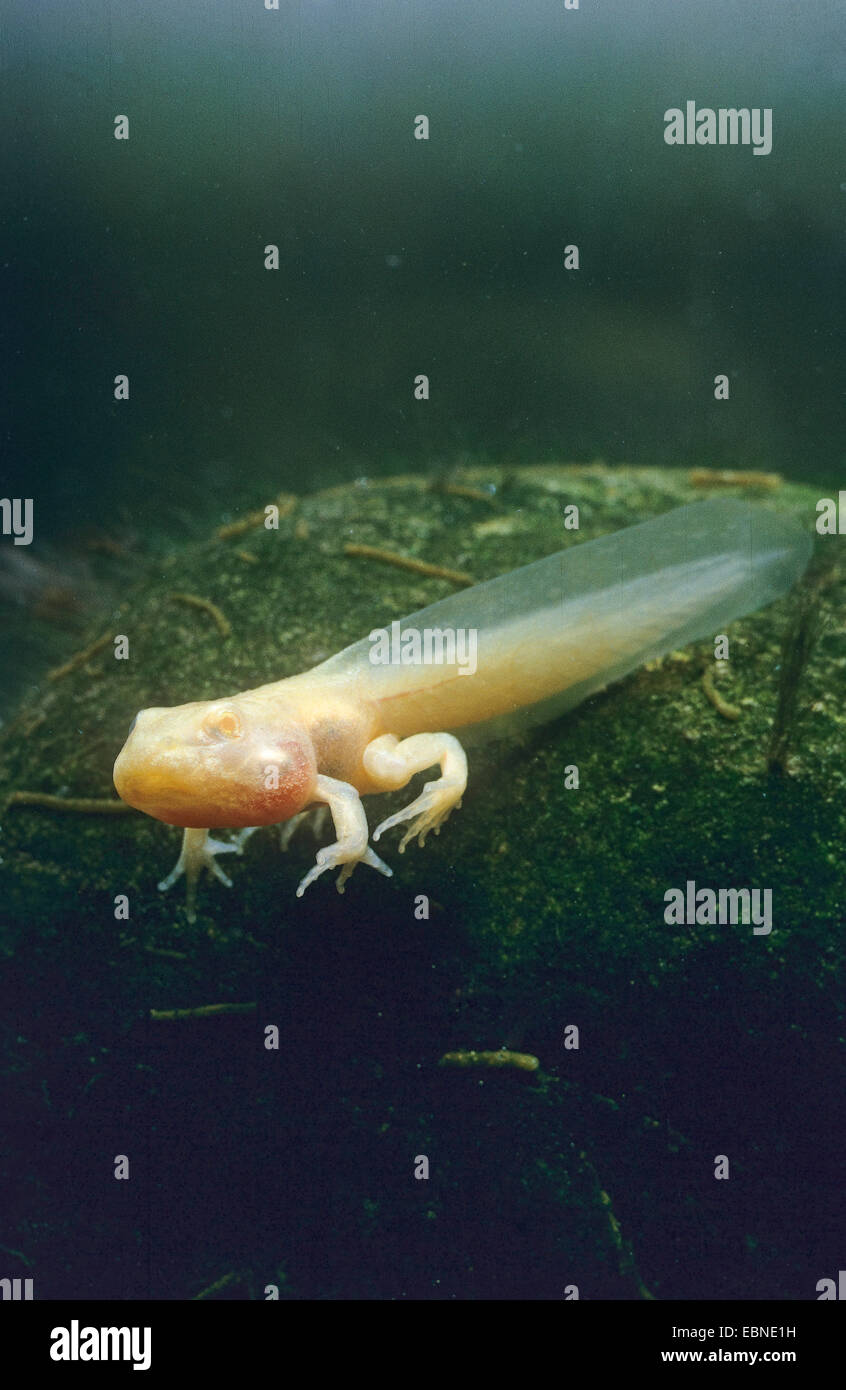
[295,774,392,897]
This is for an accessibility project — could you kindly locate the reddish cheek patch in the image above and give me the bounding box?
[237,738,317,825]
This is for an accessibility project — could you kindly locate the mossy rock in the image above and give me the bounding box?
[1,463,842,1299]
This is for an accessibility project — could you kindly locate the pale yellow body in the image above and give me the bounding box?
[112,500,811,918]
[113,657,478,919]
[113,591,671,918]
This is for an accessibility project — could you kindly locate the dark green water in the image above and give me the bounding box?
[3,0,844,541]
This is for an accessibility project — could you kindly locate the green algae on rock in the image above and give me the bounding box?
[0,463,842,1300]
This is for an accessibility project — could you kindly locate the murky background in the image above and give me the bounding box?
[4,0,844,531]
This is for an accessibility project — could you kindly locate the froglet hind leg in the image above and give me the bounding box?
[278,802,330,851]
[158,826,250,923]
[366,733,468,852]
[296,774,392,897]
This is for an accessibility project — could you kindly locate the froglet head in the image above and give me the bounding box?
[113,694,318,828]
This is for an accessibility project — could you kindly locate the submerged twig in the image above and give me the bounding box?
[150,1003,257,1021]
[767,573,830,774]
[193,1271,244,1301]
[689,468,781,491]
[579,1150,655,1300]
[215,493,296,540]
[701,665,741,721]
[47,632,112,682]
[7,791,133,814]
[428,478,497,504]
[167,592,231,638]
[438,1048,539,1072]
[0,1243,33,1268]
[344,543,473,587]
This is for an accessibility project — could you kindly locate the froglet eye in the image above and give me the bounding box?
[202,708,242,740]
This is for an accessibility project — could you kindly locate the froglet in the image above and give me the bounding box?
[113,499,811,919]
